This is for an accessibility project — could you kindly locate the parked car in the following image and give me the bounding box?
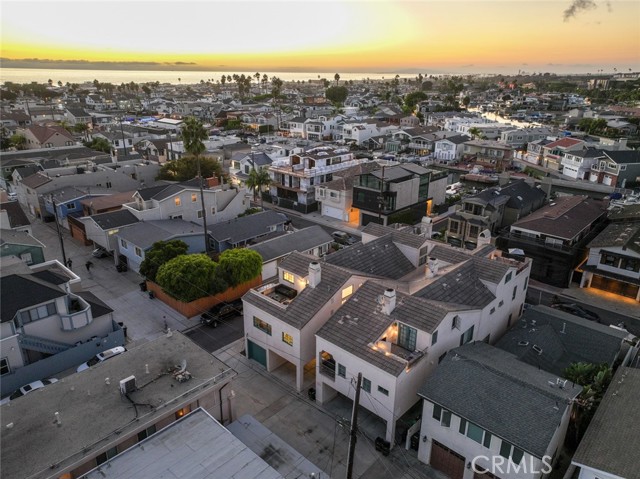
[550,303,600,322]
[7,192,18,201]
[92,247,110,258]
[200,300,243,327]
[331,231,358,246]
[77,346,126,372]
[1,378,59,404]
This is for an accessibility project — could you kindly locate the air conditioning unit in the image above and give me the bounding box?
[119,375,137,394]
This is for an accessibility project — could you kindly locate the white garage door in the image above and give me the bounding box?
[322,205,344,220]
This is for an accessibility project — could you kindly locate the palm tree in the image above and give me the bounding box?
[246,167,272,208]
[468,127,482,139]
[181,117,210,252]
[334,73,340,85]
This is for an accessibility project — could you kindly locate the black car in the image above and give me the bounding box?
[200,300,243,327]
[550,303,600,322]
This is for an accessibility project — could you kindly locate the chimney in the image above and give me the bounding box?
[426,257,439,278]
[382,288,396,315]
[420,216,433,237]
[308,262,321,288]
[206,176,220,188]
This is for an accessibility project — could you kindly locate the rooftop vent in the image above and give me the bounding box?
[532,345,543,355]
[517,340,529,347]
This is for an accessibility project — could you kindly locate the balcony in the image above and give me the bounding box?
[60,295,92,330]
[254,282,297,307]
[319,353,336,380]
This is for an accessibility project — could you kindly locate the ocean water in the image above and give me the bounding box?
[0,68,427,86]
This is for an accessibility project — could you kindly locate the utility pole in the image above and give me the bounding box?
[377,165,385,224]
[197,156,210,253]
[50,196,68,266]
[119,117,128,159]
[346,373,362,479]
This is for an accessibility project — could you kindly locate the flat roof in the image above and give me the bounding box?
[82,409,283,479]
[0,332,236,479]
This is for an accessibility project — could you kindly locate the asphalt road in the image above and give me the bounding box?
[184,314,245,353]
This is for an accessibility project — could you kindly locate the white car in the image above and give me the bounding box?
[77,346,126,372]
[1,378,59,404]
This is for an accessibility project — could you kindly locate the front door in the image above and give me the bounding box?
[247,340,267,367]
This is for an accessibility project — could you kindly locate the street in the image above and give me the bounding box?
[184,314,244,353]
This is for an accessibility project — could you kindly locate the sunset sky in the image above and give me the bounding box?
[1,0,639,74]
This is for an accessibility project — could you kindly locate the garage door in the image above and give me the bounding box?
[322,205,344,220]
[591,275,640,299]
[474,469,499,479]
[430,440,465,479]
[247,340,267,367]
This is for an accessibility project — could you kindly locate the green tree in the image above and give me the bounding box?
[139,240,189,282]
[246,167,272,207]
[403,91,428,112]
[325,86,349,105]
[10,133,27,150]
[156,155,223,182]
[468,127,483,140]
[84,137,111,153]
[271,76,283,98]
[156,254,218,302]
[218,249,262,287]
[462,96,471,109]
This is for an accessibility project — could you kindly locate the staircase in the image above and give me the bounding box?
[18,334,73,354]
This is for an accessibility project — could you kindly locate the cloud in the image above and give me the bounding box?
[563,0,597,21]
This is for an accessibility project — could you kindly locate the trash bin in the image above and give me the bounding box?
[139,281,147,292]
[148,290,155,299]
[375,437,390,456]
[308,387,316,401]
[118,322,128,338]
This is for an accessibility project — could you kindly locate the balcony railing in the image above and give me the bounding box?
[320,361,336,380]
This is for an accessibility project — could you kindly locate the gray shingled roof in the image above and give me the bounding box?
[208,210,288,244]
[324,234,414,280]
[572,367,640,478]
[0,202,30,228]
[1,274,66,323]
[361,223,428,249]
[418,342,581,458]
[117,219,203,250]
[243,252,353,329]
[587,221,640,254]
[248,226,332,263]
[495,305,628,377]
[91,209,139,230]
[317,281,451,376]
[429,245,473,265]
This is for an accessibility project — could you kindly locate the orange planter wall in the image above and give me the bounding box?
[146,276,262,319]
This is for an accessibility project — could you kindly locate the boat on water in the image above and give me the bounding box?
[460,174,500,184]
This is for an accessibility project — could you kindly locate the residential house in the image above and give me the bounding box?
[338,120,398,145]
[501,195,608,287]
[446,180,546,250]
[588,150,640,188]
[122,182,249,226]
[281,116,306,138]
[316,249,531,446]
[496,305,633,376]
[208,210,289,253]
[0,111,32,133]
[63,107,93,127]
[433,135,471,162]
[0,200,31,234]
[314,162,380,222]
[267,146,367,213]
[14,172,52,218]
[500,127,555,149]
[116,219,208,272]
[248,226,333,279]
[229,150,274,187]
[242,252,368,391]
[80,209,140,253]
[523,138,555,165]
[85,93,106,110]
[571,367,640,479]
[462,139,514,171]
[351,163,447,226]
[0,229,45,266]
[400,116,420,128]
[0,261,124,398]
[560,148,607,180]
[42,186,93,228]
[417,342,581,479]
[17,125,75,150]
[0,332,237,479]
[580,220,640,301]
[541,137,585,171]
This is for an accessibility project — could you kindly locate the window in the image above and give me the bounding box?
[0,358,10,376]
[500,441,524,464]
[253,316,272,335]
[96,446,118,465]
[438,352,447,364]
[191,193,197,202]
[378,386,389,396]
[197,209,204,219]
[283,271,294,283]
[449,220,460,235]
[22,303,57,324]
[174,197,181,207]
[282,332,293,346]
[499,300,504,307]
[512,285,517,300]
[134,247,142,257]
[452,315,461,330]
[524,277,528,289]
[460,419,491,446]
[120,238,127,248]
[460,325,474,346]
[341,285,353,302]
[490,307,495,314]
[362,377,371,393]
[175,405,191,419]
[601,254,617,266]
[137,425,157,442]
[397,323,417,351]
[505,271,513,283]
[431,330,438,346]
[338,364,346,378]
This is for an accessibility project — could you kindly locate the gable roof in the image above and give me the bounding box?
[117,219,203,250]
[495,305,628,376]
[243,252,353,329]
[1,274,67,322]
[0,229,43,248]
[317,281,453,376]
[25,125,74,143]
[361,222,428,249]
[587,221,640,254]
[0,201,30,228]
[437,134,471,145]
[418,342,581,458]
[511,196,606,240]
[324,234,414,280]
[544,137,583,149]
[572,367,640,478]
[20,172,52,189]
[248,226,332,264]
[603,149,640,165]
[208,210,288,244]
[90,209,139,230]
